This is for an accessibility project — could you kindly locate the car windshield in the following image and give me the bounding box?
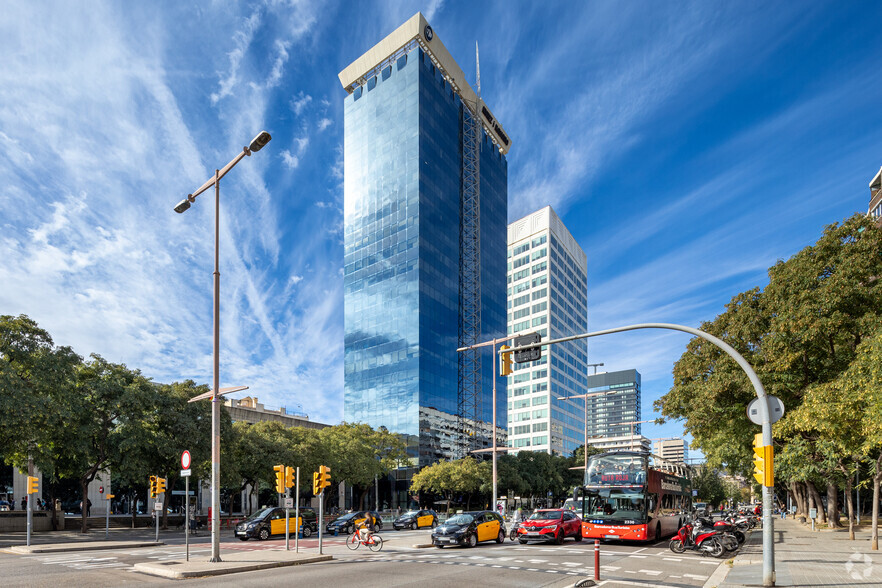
[244,508,275,522]
[528,511,563,521]
[336,513,356,521]
[403,510,420,517]
[445,514,474,525]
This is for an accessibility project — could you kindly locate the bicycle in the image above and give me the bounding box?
[346,528,383,551]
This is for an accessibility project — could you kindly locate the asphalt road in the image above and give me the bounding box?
[0,527,731,587]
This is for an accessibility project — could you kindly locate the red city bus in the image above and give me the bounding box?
[578,451,691,542]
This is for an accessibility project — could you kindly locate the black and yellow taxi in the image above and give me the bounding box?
[431,510,505,548]
[325,510,376,535]
[235,506,318,540]
[393,509,438,530]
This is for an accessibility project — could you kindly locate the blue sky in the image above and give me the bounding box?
[1,1,879,456]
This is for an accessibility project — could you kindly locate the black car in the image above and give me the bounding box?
[234,507,318,541]
[431,510,505,548]
[393,509,438,530]
[325,511,375,535]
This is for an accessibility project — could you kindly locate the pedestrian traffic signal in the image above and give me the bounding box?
[513,332,542,363]
[27,476,39,495]
[149,475,157,497]
[156,477,167,495]
[753,433,774,487]
[313,471,321,495]
[285,466,295,490]
[319,465,331,491]
[274,464,285,494]
[499,345,513,376]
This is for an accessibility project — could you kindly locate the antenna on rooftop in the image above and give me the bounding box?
[475,42,481,100]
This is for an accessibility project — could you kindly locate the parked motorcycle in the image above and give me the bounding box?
[669,518,726,558]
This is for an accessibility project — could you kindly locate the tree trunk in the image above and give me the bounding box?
[846,482,855,540]
[131,494,137,529]
[790,481,806,518]
[871,454,881,551]
[806,481,826,523]
[49,495,58,531]
[161,485,170,530]
[827,482,842,528]
[80,481,90,533]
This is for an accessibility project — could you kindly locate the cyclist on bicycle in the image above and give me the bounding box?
[355,514,373,542]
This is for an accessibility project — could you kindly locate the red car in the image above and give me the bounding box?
[517,509,582,544]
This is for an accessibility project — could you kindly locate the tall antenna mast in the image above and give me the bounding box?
[475,42,482,100]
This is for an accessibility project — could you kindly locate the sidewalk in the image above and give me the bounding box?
[134,550,332,579]
[711,517,881,587]
[0,527,169,550]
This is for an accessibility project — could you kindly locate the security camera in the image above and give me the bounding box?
[248,131,272,153]
[174,198,192,213]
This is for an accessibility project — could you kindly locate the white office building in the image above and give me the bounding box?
[506,206,588,455]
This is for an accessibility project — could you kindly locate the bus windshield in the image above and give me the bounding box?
[584,489,647,523]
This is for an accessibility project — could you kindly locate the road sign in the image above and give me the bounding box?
[181,469,191,477]
[154,502,163,511]
[747,396,785,425]
[285,497,294,508]
[181,450,191,470]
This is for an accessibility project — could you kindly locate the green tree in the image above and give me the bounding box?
[656,215,882,512]
[691,466,727,508]
[64,355,155,532]
[322,423,408,511]
[0,314,81,528]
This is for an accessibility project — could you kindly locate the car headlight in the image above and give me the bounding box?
[540,525,558,530]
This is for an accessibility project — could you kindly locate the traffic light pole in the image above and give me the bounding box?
[459,322,776,586]
[285,486,290,552]
[318,491,324,555]
[26,455,33,547]
[295,467,300,553]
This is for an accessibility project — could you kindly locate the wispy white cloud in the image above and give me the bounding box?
[290,91,313,116]
[318,117,332,131]
[211,10,262,104]
[280,136,310,169]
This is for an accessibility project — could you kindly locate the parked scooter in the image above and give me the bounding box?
[669,517,726,557]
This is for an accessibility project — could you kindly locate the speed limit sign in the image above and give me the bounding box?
[181,450,191,470]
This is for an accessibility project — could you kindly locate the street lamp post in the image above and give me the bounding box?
[173,131,271,563]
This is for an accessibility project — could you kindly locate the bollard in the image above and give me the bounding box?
[594,539,600,581]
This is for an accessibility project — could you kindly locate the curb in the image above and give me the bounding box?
[133,554,333,579]
[10,541,164,554]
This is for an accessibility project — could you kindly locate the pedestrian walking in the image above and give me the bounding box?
[21,496,27,510]
[86,498,92,517]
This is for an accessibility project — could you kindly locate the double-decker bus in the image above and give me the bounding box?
[577,451,691,542]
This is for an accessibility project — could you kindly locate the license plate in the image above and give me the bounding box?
[524,532,541,537]
[437,538,452,543]
[604,534,619,539]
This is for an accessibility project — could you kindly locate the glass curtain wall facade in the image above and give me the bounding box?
[585,369,642,437]
[342,19,508,467]
[506,207,588,455]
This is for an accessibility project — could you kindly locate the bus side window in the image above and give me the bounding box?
[647,493,658,517]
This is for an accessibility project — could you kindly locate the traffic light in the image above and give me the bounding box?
[319,465,331,491]
[156,477,167,495]
[285,466,295,490]
[753,433,774,486]
[313,471,321,495]
[513,332,542,363]
[274,464,285,494]
[149,475,157,498]
[499,345,513,376]
[27,476,39,494]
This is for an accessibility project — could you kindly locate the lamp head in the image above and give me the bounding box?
[249,131,272,152]
[174,198,192,213]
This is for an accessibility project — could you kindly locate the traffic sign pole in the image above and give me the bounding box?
[185,474,190,561]
[285,485,290,552]
[318,490,324,555]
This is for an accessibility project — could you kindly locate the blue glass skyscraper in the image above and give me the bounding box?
[339,13,509,466]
